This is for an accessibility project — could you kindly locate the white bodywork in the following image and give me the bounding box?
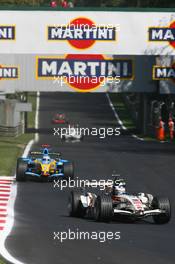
[62,127,83,140]
[80,193,97,208]
[112,193,161,217]
[79,191,161,218]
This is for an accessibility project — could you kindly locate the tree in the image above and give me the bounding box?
[77,0,175,7]
[0,0,44,6]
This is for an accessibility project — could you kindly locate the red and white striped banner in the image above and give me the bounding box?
[0,177,14,232]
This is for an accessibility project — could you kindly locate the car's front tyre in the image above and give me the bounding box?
[63,162,74,180]
[94,194,113,222]
[16,159,28,182]
[152,196,171,224]
[68,190,86,217]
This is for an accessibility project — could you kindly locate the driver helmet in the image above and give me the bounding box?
[113,178,126,195]
[42,155,51,164]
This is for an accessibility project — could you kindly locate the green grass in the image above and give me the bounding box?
[0,133,34,175]
[109,93,135,130]
[0,93,36,176]
[109,94,169,141]
[27,93,36,128]
[0,257,6,264]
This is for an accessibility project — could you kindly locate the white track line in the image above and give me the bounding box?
[22,139,34,159]
[35,91,40,142]
[106,93,127,130]
[132,134,144,141]
[106,93,145,141]
[0,177,14,181]
[0,92,40,264]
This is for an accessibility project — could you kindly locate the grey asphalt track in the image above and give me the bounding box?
[5,93,175,264]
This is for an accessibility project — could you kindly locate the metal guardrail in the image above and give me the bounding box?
[0,124,22,137]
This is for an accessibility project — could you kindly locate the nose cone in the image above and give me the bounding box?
[41,164,50,176]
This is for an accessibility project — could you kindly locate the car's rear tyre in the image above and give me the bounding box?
[64,162,74,180]
[94,194,113,222]
[68,190,86,217]
[152,196,171,224]
[16,159,28,182]
[61,135,66,140]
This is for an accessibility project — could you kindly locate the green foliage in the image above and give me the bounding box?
[0,258,6,264]
[0,0,174,7]
[79,0,175,7]
[0,0,44,6]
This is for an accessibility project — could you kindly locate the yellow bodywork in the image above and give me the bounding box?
[34,159,57,176]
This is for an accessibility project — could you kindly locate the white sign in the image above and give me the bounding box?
[0,11,174,54]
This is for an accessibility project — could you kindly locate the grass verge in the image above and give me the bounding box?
[0,257,7,264]
[0,133,34,175]
[109,94,170,141]
[109,93,135,130]
[0,92,36,176]
[0,93,36,263]
[27,93,36,129]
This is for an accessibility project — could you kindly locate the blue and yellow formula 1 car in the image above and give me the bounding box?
[16,145,74,182]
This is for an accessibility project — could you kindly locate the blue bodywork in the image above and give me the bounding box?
[20,147,70,180]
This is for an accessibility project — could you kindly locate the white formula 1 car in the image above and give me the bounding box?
[68,178,171,224]
[61,125,83,141]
